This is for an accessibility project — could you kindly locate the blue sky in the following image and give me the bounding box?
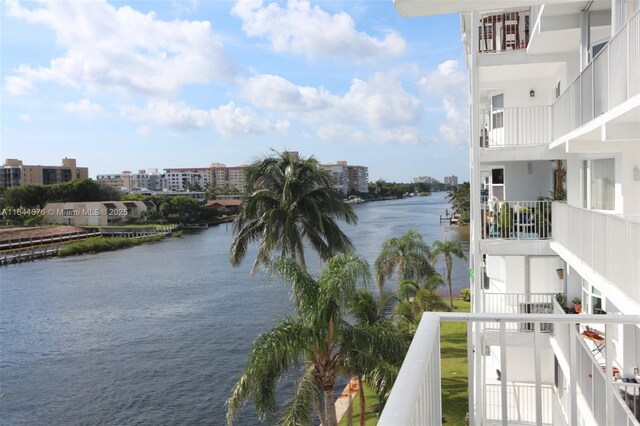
[1,0,468,183]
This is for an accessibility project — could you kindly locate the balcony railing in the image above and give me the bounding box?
[481,106,552,147]
[552,9,640,140]
[483,200,552,240]
[485,383,554,424]
[378,314,441,426]
[380,313,640,426]
[483,292,555,331]
[552,202,640,304]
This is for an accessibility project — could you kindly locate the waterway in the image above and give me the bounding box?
[0,193,469,425]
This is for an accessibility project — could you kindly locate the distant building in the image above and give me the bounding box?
[444,175,458,186]
[98,156,367,195]
[321,161,349,194]
[347,165,369,193]
[1,158,89,188]
[211,164,250,192]
[42,200,153,226]
[96,170,162,191]
[413,176,438,185]
[205,199,242,214]
[162,170,209,191]
[321,161,369,194]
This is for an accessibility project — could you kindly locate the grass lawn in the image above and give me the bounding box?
[338,299,470,426]
[441,299,470,425]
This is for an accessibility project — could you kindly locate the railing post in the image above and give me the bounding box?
[500,321,508,426]
[533,322,542,426]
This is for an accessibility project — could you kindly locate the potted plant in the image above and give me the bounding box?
[498,202,513,238]
[555,293,569,313]
[572,297,582,313]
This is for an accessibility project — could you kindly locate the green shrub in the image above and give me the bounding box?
[460,288,471,302]
[59,235,164,257]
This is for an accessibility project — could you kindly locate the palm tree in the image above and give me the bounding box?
[226,254,407,426]
[374,230,435,291]
[347,290,397,426]
[230,150,358,273]
[446,182,470,213]
[397,272,445,301]
[431,240,467,308]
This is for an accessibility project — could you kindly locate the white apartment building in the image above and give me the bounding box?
[381,1,640,425]
[321,161,350,194]
[162,170,209,192]
[96,170,162,191]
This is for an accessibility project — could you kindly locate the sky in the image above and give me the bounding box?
[1,0,469,183]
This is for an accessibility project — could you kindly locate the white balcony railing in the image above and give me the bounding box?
[378,313,441,426]
[380,313,640,426]
[552,9,640,140]
[485,383,554,424]
[615,383,640,425]
[483,292,555,331]
[552,202,640,304]
[481,106,552,147]
[483,200,552,240]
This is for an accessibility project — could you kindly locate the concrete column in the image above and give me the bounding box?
[470,10,483,426]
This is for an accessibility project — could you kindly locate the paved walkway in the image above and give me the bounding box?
[335,378,360,423]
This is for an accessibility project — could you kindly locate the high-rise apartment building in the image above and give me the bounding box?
[321,161,370,194]
[444,175,459,186]
[380,2,640,425]
[0,158,89,188]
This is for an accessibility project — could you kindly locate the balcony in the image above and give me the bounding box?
[481,106,552,148]
[379,313,640,426]
[552,202,640,305]
[552,9,640,141]
[483,292,555,332]
[483,200,552,240]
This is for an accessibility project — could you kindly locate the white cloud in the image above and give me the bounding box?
[242,74,336,111]
[242,72,424,144]
[419,60,468,145]
[4,75,33,95]
[4,0,236,97]
[63,98,104,117]
[19,114,31,122]
[232,0,406,61]
[122,100,289,136]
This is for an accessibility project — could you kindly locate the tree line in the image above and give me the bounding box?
[226,150,466,426]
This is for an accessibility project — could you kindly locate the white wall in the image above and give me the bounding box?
[506,256,526,293]
[621,144,640,215]
[530,256,563,293]
[505,346,555,384]
[503,161,554,200]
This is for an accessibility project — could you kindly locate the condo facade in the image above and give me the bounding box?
[381,1,640,425]
[0,158,89,188]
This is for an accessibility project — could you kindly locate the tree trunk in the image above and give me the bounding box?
[358,377,366,426]
[447,269,454,308]
[324,388,338,426]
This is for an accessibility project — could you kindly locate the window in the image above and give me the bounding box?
[582,159,615,210]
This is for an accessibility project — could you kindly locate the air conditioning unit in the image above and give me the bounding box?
[518,302,553,332]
